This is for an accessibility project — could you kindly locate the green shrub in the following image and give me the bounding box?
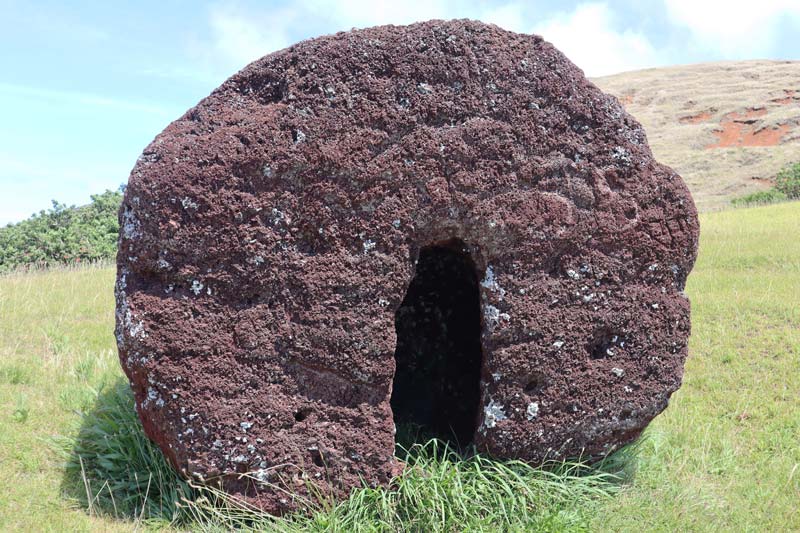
[0,188,123,272]
[731,161,800,208]
[775,161,800,199]
[731,189,788,208]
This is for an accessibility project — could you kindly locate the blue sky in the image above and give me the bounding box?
[1,0,799,225]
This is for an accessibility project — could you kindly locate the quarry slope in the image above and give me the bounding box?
[593,60,800,211]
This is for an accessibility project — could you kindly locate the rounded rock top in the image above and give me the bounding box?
[116,19,699,514]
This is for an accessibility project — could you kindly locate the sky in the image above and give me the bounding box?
[1,0,799,225]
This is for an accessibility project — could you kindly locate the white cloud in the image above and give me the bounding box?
[481,2,528,32]
[197,1,661,77]
[664,0,800,57]
[206,5,296,68]
[197,1,452,75]
[531,3,661,77]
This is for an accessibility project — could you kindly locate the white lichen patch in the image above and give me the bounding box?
[612,146,632,166]
[362,239,376,254]
[144,385,163,408]
[116,271,147,345]
[270,208,286,225]
[127,316,146,339]
[181,197,199,210]
[483,304,510,331]
[482,399,507,431]
[121,203,141,241]
[190,280,204,295]
[611,367,625,377]
[526,402,540,420]
[481,265,506,298]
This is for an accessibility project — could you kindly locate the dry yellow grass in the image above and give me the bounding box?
[593,60,800,212]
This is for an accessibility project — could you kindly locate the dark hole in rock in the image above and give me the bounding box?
[524,373,546,394]
[589,329,617,359]
[391,239,483,449]
[294,408,311,422]
[310,448,324,467]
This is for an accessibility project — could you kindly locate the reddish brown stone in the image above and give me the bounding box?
[116,19,699,514]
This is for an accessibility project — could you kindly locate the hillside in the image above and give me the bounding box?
[593,60,800,212]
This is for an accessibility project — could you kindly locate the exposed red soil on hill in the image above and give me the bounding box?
[770,89,799,105]
[707,108,791,148]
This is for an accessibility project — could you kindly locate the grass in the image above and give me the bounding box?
[183,442,622,532]
[1,202,799,531]
[731,188,789,208]
[590,201,800,531]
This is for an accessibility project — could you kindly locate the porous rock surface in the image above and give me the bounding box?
[116,19,699,513]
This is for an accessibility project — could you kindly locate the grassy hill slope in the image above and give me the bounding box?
[593,60,800,212]
[1,202,799,530]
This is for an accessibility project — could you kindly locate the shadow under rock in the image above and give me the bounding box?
[57,377,194,525]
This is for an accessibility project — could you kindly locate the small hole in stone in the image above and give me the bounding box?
[294,408,311,422]
[588,329,617,360]
[591,342,610,359]
[524,374,546,394]
[310,449,324,467]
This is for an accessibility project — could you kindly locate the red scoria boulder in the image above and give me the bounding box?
[116,19,699,514]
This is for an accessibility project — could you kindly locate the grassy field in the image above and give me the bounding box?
[1,202,799,531]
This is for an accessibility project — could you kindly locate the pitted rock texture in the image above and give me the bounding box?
[116,19,699,514]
